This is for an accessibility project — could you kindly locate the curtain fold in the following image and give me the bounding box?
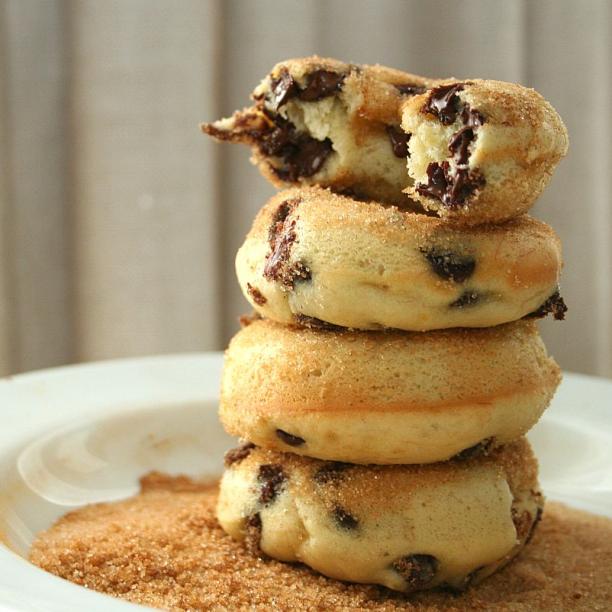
[0,0,610,376]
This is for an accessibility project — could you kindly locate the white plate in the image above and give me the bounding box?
[0,354,610,612]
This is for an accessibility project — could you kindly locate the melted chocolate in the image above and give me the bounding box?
[224,442,256,468]
[417,82,486,208]
[255,113,334,181]
[422,83,465,125]
[267,68,346,108]
[300,70,346,102]
[264,199,312,289]
[286,138,334,180]
[421,248,476,283]
[391,554,439,591]
[258,464,287,506]
[268,199,300,247]
[275,429,305,447]
[268,68,299,109]
[526,291,567,321]
[416,161,485,209]
[333,506,359,530]
[387,125,410,158]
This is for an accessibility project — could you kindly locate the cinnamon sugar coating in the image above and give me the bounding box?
[30,474,612,612]
[220,318,560,464]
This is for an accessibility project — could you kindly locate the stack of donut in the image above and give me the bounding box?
[202,57,569,593]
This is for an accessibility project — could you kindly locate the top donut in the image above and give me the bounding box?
[202,57,568,225]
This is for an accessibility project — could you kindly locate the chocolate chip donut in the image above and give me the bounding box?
[237,187,565,331]
[220,318,560,465]
[402,80,569,225]
[201,56,439,206]
[217,438,543,593]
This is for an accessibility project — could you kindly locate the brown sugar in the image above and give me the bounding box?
[30,473,612,612]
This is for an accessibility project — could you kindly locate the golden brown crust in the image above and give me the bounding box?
[202,58,567,220]
[237,187,564,331]
[220,318,561,464]
[217,439,541,592]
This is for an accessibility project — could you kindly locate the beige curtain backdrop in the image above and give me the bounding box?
[0,0,610,377]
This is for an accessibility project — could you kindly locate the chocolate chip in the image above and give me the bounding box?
[452,437,494,460]
[314,462,353,485]
[264,199,312,289]
[246,283,267,306]
[264,215,298,286]
[421,248,476,283]
[423,83,481,128]
[450,165,485,206]
[286,138,334,180]
[268,68,299,109]
[333,505,359,530]
[268,198,300,247]
[258,464,287,506]
[396,83,428,96]
[417,162,451,202]
[299,70,346,102]
[275,429,305,447]
[392,554,439,591]
[526,290,567,321]
[417,82,487,209]
[254,112,334,181]
[387,125,410,158]
[258,118,296,158]
[416,161,485,208]
[449,126,478,167]
[450,291,480,308]
[224,442,256,468]
[244,513,265,557]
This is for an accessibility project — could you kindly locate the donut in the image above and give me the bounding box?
[237,187,566,331]
[402,80,569,225]
[217,438,543,593]
[201,56,439,206]
[219,318,561,464]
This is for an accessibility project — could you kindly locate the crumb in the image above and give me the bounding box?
[30,473,612,612]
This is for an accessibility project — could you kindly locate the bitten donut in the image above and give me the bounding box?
[402,80,569,225]
[237,187,566,331]
[202,56,439,206]
[217,439,543,593]
[220,318,561,464]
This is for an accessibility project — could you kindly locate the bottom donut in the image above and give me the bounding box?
[217,438,542,593]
